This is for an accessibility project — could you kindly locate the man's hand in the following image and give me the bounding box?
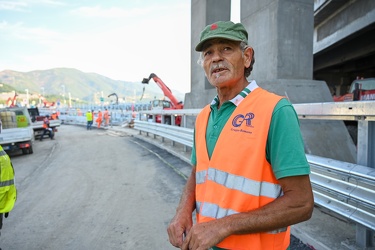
[167,211,193,248]
[168,166,197,248]
[181,220,226,250]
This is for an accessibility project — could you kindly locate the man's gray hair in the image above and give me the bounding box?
[240,42,255,78]
[196,41,255,78]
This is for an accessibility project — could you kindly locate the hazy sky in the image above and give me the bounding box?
[0,0,240,94]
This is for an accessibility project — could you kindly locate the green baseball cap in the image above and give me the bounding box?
[195,21,248,51]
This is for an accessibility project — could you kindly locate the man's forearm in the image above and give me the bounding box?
[216,175,314,236]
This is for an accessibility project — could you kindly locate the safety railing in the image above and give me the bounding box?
[134,101,375,249]
[53,109,134,127]
[307,154,375,231]
[134,120,193,150]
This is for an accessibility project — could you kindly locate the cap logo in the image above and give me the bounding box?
[210,23,218,30]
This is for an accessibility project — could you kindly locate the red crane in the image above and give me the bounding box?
[142,73,184,125]
[7,93,18,107]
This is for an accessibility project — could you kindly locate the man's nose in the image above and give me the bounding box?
[211,50,223,62]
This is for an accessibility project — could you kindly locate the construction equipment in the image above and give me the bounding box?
[333,78,375,144]
[142,73,183,125]
[0,106,34,155]
[7,93,18,107]
[28,107,61,139]
[108,93,118,105]
[43,100,56,108]
[333,78,375,102]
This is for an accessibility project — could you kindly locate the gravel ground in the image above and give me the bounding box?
[291,235,315,250]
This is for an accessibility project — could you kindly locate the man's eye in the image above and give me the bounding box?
[223,47,232,51]
[203,51,212,57]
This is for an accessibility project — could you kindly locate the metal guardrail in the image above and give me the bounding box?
[307,154,375,231]
[134,120,193,149]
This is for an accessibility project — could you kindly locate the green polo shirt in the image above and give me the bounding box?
[191,84,309,250]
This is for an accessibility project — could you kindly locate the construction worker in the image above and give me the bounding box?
[40,115,54,141]
[96,109,103,128]
[0,145,17,238]
[51,111,58,120]
[86,110,93,130]
[103,108,110,127]
[167,21,314,250]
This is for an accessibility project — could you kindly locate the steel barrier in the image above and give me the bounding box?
[134,120,193,150]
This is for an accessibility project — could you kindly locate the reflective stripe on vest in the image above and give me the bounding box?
[196,168,282,198]
[0,179,14,187]
[195,201,287,234]
[194,88,289,250]
[0,150,6,156]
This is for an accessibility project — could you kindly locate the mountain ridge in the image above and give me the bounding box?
[0,68,185,104]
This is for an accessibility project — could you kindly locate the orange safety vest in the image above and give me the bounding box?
[42,118,49,129]
[194,88,289,250]
[104,111,109,119]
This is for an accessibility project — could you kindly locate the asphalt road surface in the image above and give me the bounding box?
[1,124,313,250]
[1,125,188,250]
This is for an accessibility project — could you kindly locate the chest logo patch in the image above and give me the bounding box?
[232,112,255,127]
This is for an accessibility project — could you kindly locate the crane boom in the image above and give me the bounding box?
[142,73,183,109]
[108,93,118,105]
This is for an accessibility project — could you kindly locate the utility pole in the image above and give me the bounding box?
[25,89,29,107]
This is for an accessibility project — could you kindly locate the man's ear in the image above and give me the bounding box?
[244,47,253,68]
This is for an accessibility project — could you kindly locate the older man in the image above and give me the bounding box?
[167,21,314,250]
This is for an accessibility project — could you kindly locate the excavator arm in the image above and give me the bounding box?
[8,93,18,107]
[142,73,183,109]
[108,93,118,105]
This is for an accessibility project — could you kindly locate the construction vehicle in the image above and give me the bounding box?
[333,78,375,102]
[0,106,34,155]
[43,100,56,108]
[108,93,118,105]
[7,93,18,107]
[28,107,61,139]
[142,73,183,125]
[333,78,375,144]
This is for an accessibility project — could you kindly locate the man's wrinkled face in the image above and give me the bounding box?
[201,39,247,88]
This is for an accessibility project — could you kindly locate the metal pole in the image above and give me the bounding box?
[356,119,375,248]
[25,89,29,107]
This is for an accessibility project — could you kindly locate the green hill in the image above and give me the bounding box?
[0,68,185,104]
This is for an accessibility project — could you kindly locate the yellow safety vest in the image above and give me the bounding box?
[0,146,17,213]
[86,112,93,121]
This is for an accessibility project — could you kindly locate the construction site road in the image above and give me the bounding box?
[1,125,189,250]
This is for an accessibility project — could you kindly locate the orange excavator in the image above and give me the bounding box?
[142,73,183,125]
[7,93,18,107]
